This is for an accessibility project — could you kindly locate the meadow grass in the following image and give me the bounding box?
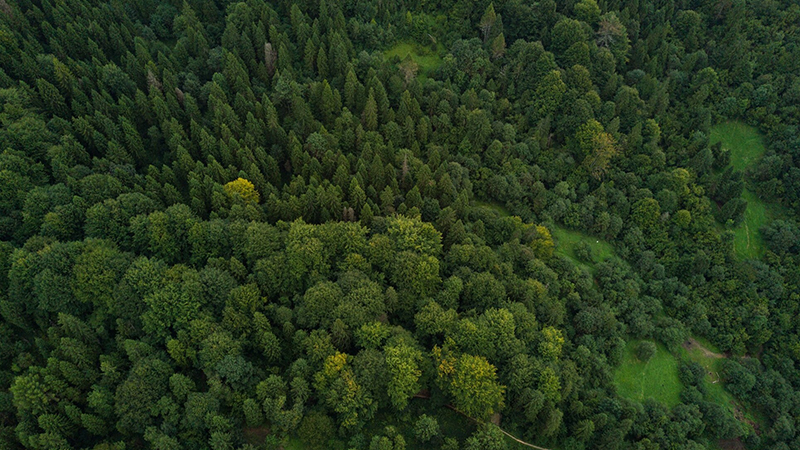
[679,341,731,409]
[473,200,616,272]
[614,340,683,408]
[474,200,511,217]
[734,189,767,258]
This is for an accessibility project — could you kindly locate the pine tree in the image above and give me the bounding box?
[491,33,506,59]
[316,47,328,78]
[319,80,335,124]
[304,38,317,72]
[363,90,378,131]
[36,78,68,117]
[479,3,497,43]
[344,68,359,111]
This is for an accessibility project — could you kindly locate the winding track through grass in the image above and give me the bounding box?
[708,121,778,259]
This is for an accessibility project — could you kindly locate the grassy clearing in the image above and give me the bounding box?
[708,121,780,259]
[614,340,683,408]
[384,42,443,75]
[709,121,766,172]
[708,122,769,259]
[679,337,766,432]
[680,338,731,407]
[550,225,615,272]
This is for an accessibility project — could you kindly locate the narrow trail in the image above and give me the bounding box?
[444,404,551,450]
[744,221,751,252]
[683,337,725,359]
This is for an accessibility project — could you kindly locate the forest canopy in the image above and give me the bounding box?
[1,0,800,450]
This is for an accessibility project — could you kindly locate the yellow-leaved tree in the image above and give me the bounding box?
[223,178,260,203]
[528,225,555,259]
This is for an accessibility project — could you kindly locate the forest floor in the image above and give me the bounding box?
[709,121,781,259]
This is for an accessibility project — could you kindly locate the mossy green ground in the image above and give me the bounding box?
[614,340,683,408]
[709,121,779,259]
[474,200,511,216]
[384,42,443,76]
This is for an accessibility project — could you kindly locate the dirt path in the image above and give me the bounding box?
[682,337,725,359]
[744,221,751,251]
[444,404,551,450]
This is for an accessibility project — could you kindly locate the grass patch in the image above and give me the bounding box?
[550,225,615,272]
[614,340,683,408]
[474,200,511,217]
[709,121,766,172]
[680,338,731,408]
[384,42,443,76]
[709,121,777,259]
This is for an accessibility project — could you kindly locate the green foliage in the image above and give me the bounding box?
[414,414,440,442]
[435,346,505,420]
[384,343,423,411]
[114,357,172,435]
[297,412,336,450]
[464,425,508,450]
[1,1,799,450]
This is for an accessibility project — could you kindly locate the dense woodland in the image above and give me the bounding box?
[1,0,800,449]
